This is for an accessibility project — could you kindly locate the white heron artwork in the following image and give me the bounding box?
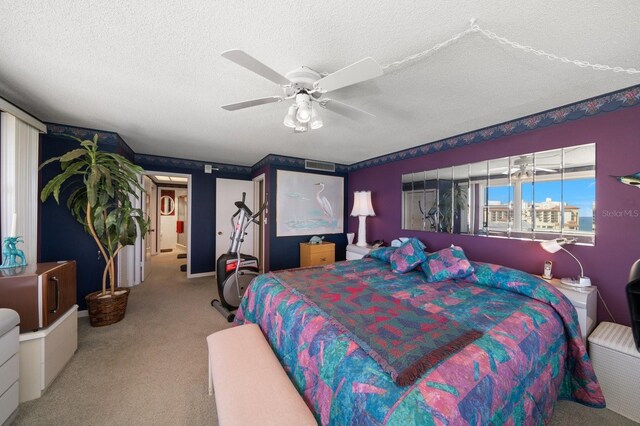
[315,183,334,218]
[276,170,344,237]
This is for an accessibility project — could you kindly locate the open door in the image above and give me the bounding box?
[131,171,191,281]
[141,175,156,281]
[216,178,255,269]
[253,174,266,273]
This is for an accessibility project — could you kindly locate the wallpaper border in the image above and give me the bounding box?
[348,85,640,171]
[44,84,640,175]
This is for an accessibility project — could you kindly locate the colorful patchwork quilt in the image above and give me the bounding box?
[235,258,605,425]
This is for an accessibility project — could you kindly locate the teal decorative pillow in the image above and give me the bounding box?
[370,247,396,262]
[390,238,427,273]
[421,245,474,282]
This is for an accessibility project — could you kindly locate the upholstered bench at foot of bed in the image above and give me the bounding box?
[207,323,316,426]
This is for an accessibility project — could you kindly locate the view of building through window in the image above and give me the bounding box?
[401,143,595,244]
[486,178,595,234]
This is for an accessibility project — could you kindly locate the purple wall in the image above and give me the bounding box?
[349,106,640,326]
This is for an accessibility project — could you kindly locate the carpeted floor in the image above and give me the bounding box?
[13,251,638,425]
[14,251,228,425]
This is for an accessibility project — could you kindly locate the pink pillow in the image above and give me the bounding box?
[420,245,474,282]
[390,238,427,273]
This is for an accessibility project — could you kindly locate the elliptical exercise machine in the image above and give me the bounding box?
[211,192,267,322]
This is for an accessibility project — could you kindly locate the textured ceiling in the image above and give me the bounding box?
[1,1,639,167]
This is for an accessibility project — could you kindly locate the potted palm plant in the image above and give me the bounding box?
[40,134,149,326]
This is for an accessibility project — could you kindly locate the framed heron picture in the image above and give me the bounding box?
[276,170,344,237]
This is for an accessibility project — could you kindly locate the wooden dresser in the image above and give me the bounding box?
[300,242,335,267]
[0,261,78,402]
[0,261,76,332]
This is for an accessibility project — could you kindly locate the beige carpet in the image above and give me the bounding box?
[14,251,229,425]
[13,251,637,425]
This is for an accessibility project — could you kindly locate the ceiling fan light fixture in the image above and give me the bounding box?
[221,50,381,131]
[283,104,298,128]
[294,121,309,133]
[310,106,323,130]
[295,93,312,123]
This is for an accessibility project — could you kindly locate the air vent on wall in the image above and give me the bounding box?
[305,159,335,173]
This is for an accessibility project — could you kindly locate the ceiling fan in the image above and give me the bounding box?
[492,155,557,179]
[507,156,557,179]
[220,50,383,132]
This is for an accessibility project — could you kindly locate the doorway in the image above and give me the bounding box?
[215,178,254,266]
[158,186,188,253]
[215,176,266,275]
[252,173,266,273]
[125,171,193,286]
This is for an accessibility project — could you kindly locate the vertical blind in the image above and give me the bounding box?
[1,111,44,265]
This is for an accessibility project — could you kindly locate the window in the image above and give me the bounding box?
[401,143,596,244]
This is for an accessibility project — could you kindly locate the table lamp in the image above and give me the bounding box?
[540,238,591,287]
[350,191,375,247]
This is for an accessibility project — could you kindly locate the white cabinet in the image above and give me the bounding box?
[19,305,78,402]
[588,322,640,423]
[0,309,20,426]
[346,244,373,260]
[546,279,597,345]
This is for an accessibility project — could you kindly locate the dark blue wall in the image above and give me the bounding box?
[37,126,349,306]
[134,155,251,274]
[267,165,349,271]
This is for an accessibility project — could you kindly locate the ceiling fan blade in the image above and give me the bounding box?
[221,49,292,86]
[493,167,517,175]
[319,99,375,120]
[536,167,557,173]
[221,96,283,111]
[314,57,383,93]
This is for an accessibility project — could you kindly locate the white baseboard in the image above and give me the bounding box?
[188,271,216,278]
[77,309,88,318]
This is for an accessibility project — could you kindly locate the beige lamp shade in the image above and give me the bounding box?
[351,191,375,247]
[350,191,375,217]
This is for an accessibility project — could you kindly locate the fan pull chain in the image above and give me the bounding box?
[381,20,640,75]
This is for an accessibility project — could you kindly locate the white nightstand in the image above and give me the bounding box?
[544,278,597,345]
[346,244,373,260]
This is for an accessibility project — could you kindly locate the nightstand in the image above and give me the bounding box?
[346,244,373,260]
[300,242,335,267]
[544,278,597,345]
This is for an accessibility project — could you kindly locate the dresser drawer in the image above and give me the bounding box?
[300,242,335,267]
[307,251,335,266]
[0,381,18,425]
[41,261,76,328]
[0,353,18,396]
[0,327,19,367]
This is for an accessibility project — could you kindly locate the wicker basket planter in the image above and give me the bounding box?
[85,289,130,327]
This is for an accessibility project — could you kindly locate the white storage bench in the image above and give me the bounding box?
[0,309,20,426]
[207,324,316,426]
[588,321,640,423]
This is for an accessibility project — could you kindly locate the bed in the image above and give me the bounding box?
[235,252,604,425]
